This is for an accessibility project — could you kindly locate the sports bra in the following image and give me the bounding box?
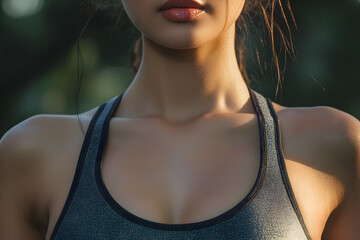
[49,89,312,239]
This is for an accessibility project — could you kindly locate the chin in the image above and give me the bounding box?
[157,38,204,50]
[145,28,216,50]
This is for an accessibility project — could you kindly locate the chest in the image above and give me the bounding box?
[43,117,339,240]
[101,122,261,224]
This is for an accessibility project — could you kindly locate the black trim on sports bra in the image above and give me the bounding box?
[49,103,106,240]
[94,89,268,231]
[266,98,312,240]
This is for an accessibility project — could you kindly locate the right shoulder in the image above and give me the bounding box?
[0,107,100,167]
[0,111,97,239]
[0,112,94,159]
[1,104,99,149]
[0,112,95,184]
[0,110,101,192]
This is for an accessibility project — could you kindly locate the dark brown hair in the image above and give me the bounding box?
[237,0,297,95]
[79,0,296,96]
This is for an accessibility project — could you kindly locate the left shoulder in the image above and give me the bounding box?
[272,103,359,134]
[273,103,360,152]
[273,103,360,183]
[271,103,360,238]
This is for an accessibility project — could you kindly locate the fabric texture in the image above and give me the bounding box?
[50,89,312,240]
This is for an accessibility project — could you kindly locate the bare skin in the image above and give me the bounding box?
[0,103,359,240]
[0,0,359,239]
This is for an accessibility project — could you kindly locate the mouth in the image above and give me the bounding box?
[159,0,205,11]
[159,0,206,22]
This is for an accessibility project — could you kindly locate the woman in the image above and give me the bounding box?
[0,0,359,239]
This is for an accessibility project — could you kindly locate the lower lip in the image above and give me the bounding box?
[161,8,205,22]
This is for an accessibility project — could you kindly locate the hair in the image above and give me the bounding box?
[75,0,296,99]
[237,0,297,96]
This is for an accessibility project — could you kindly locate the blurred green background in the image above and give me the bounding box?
[1,0,359,136]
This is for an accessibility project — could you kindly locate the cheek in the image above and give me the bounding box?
[122,0,151,30]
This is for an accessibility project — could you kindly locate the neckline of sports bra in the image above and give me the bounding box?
[94,87,268,231]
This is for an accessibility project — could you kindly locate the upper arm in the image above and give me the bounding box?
[321,192,359,240]
[318,107,360,239]
[0,116,48,240]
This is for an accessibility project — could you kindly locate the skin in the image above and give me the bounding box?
[120,0,249,122]
[0,0,359,239]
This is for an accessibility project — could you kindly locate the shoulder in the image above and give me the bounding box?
[0,106,99,147]
[272,103,360,238]
[0,107,100,165]
[0,110,97,200]
[0,114,83,184]
[0,113,89,160]
[272,103,359,196]
[0,111,96,237]
[274,104,359,158]
[275,104,359,141]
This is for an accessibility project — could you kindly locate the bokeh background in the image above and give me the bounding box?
[1,0,359,136]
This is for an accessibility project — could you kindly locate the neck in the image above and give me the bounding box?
[117,24,253,123]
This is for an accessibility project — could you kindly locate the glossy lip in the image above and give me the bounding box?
[161,8,205,22]
[159,0,205,11]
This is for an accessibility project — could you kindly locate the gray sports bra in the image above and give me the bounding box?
[50,89,312,239]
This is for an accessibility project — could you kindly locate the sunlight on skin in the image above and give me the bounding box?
[284,159,345,239]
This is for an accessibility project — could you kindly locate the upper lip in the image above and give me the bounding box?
[159,0,205,11]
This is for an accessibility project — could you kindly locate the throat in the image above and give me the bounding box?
[116,78,253,123]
